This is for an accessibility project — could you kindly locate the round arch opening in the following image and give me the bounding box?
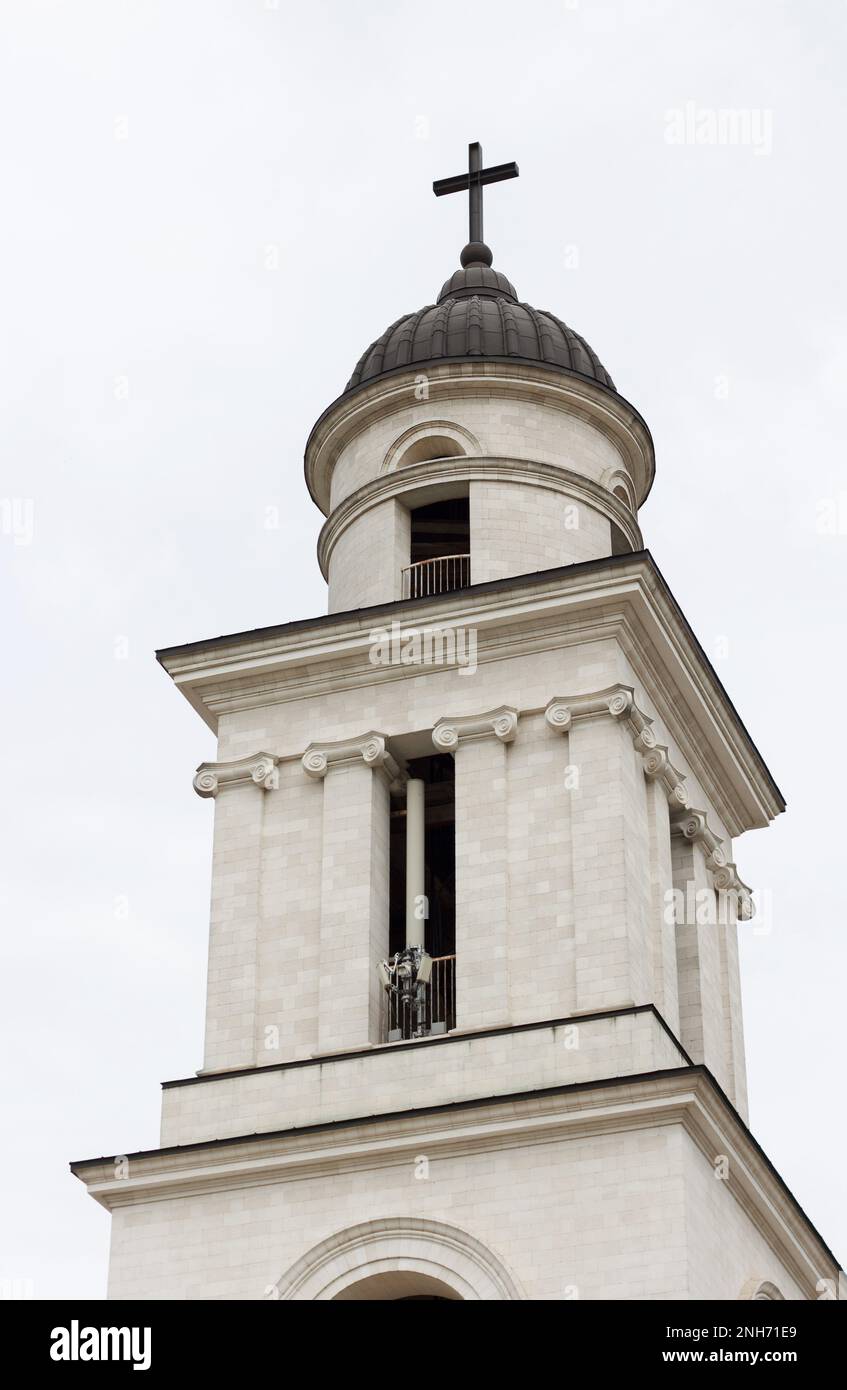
[333,1272,462,1301]
[273,1217,524,1301]
[398,434,467,467]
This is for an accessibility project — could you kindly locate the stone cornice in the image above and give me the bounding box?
[544,685,753,917]
[317,456,643,580]
[302,731,399,783]
[193,752,279,799]
[432,706,518,751]
[304,360,655,514]
[69,1068,840,1296]
[157,554,784,837]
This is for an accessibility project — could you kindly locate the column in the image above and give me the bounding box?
[433,707,518,1031]
[303,732,398,1055]
[405,778,426,948]
[193,752,279,1073]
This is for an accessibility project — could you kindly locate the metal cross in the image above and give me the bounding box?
[433,142,519,246]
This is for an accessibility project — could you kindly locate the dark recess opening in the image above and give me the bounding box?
[389,753,456,959]
[611,522,631,555]
[409,497,470,565]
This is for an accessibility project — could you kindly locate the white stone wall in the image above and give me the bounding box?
[105,1116,810,1301]
[161,1011,685,1147]
[217,633,623,766]
[327,392,632,511]
[469,478,611,585]
[107,1125,686,1301]
[327,497,408,613]
[681,1132,806,1301]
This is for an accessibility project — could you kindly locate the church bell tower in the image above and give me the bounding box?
[73,144,840,1302]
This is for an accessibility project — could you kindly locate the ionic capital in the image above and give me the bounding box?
[641,745,689,808]
[545,686,689,808]
[432,706,518,752]
[544,698,573,733]
[193,752,279,799]
[544,685,651,741]
[671,808,755,919]
[301,731,399,782]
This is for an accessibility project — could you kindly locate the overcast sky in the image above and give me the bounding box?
[2,0,845,1298]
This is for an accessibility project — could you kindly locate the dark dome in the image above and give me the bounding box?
[345,242,615,394]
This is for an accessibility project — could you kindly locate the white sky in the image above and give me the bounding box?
[1,0,845,1298]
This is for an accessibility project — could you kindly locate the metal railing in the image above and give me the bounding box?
[381,954,456,1043]
[402,554,470,600]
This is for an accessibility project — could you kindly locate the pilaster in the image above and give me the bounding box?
[645,777,680,1035]
[302,733,398,1054]
[193,752,279,1072]
[546,691,652,1014]
[506,712,575,1021]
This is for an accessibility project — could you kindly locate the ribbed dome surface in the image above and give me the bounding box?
[345,246,615,394]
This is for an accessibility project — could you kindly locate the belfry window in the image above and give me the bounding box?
[402,496,470,598]
[384,754,456,1041]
